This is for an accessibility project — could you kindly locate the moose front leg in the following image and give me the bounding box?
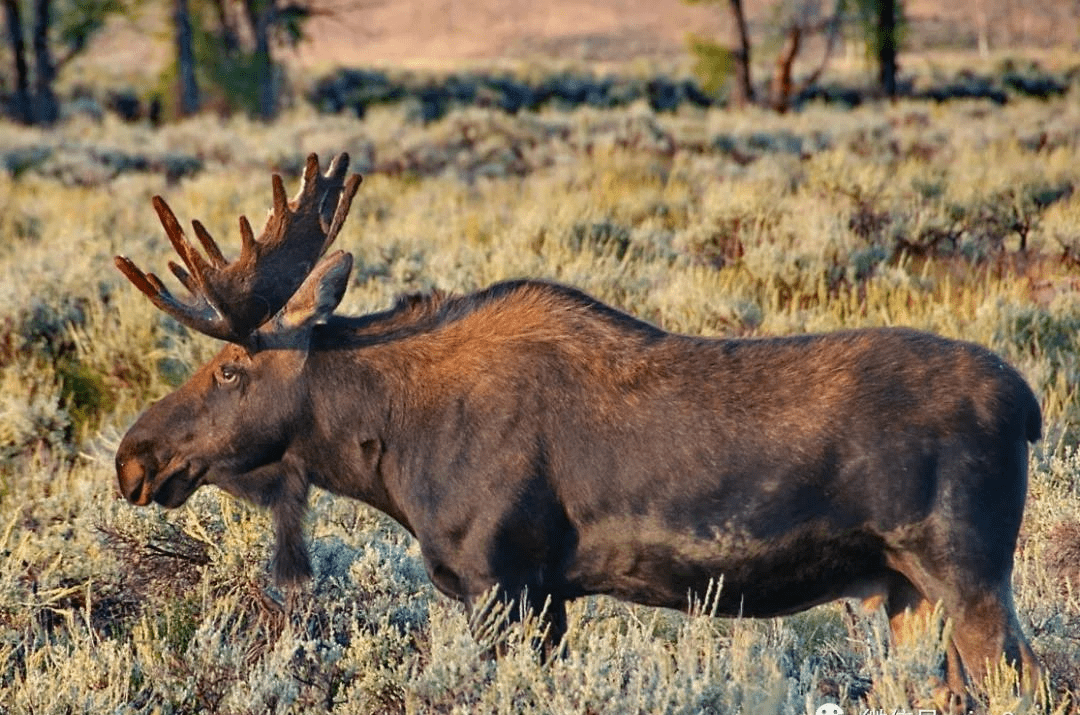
[214,459,312,584]
[464,584,568,662]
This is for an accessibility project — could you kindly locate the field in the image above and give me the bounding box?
[2,89,1080,714]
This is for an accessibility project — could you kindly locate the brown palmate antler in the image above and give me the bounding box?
[115,153,362,343]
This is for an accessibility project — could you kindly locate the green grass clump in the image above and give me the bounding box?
[1,93,1080,713]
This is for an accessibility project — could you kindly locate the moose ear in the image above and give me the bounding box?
[273,251,353,332]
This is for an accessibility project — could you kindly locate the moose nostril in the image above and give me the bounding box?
[117,457,153,505]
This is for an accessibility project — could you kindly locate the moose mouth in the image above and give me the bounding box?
[115,455,205,508]
[150,461,207,508]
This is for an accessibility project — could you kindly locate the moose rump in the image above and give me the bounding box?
[113,153,1042,702]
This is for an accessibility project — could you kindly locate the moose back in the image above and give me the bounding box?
[114,153,1041,697]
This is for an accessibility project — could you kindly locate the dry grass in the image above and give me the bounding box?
[2,93,1080,714]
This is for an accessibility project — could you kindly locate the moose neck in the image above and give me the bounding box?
[298,322,412,530]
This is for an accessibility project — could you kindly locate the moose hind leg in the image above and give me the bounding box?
[887,552,1039,698]
[880,570,966,710]
[946,585,1041,695]
[886,439,1041,698]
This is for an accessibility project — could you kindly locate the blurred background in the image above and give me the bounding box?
[2,0,1079,125]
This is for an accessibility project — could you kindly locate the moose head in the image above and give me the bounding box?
[114,153,362,582]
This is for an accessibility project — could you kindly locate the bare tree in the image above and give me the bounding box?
[728,0,754,107]
[175,0,200,115]
[31,0,58,123]
[852,0,901,98]
[242,0,276,120]
[769,0,844,112]
[876,0,897,98]
[2,0,31,122]
[770,25,800,111]
[974,0,989,57]
[687,0,845,112]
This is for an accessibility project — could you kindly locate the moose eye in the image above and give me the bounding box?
[216,364,243,387]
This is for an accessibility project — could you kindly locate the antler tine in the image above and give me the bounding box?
[319,153,353,231]
[297,153,321,202]
[289,152,351,228]
[325,152,351,183]
[152,197,214,286]
[191,220,227,269]
[114,255,161,300]
[271,173,289,217]
[323,173,363,250]
[168,260,200,296]
[113,255,234,341]
[238,215,258,257]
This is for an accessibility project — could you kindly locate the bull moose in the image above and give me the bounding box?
[114,153,1042,699]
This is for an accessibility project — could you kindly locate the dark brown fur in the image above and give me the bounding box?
[117,277,1043,697]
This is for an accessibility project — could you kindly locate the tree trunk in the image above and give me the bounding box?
[31,0,58,124]
[2,0,31,123]
[245,0,277,120]
[770,26,801,113]
[727,0,754,107]
[877,0,897,99]
[174,0,200,116]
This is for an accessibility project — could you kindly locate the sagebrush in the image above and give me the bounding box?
[2,93,1079,714]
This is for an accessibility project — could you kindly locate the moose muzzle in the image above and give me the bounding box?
[116,452,154,506]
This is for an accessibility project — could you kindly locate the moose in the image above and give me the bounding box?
[115,153,1042,700]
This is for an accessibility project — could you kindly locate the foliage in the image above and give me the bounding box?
[1,94,1080,712]
[52,0,126,58]
[188,13,266,117]
[152,0,314,119]
[686,33,735,96]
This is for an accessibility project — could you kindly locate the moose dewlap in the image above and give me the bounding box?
[114,153,1042,699]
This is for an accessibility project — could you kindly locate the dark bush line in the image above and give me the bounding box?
[308,70,714,120]
[0,145,202,185]
[1,62,1073,130]
[309,65,1073,121]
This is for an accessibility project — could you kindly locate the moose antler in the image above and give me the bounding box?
[115,153,362,343]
